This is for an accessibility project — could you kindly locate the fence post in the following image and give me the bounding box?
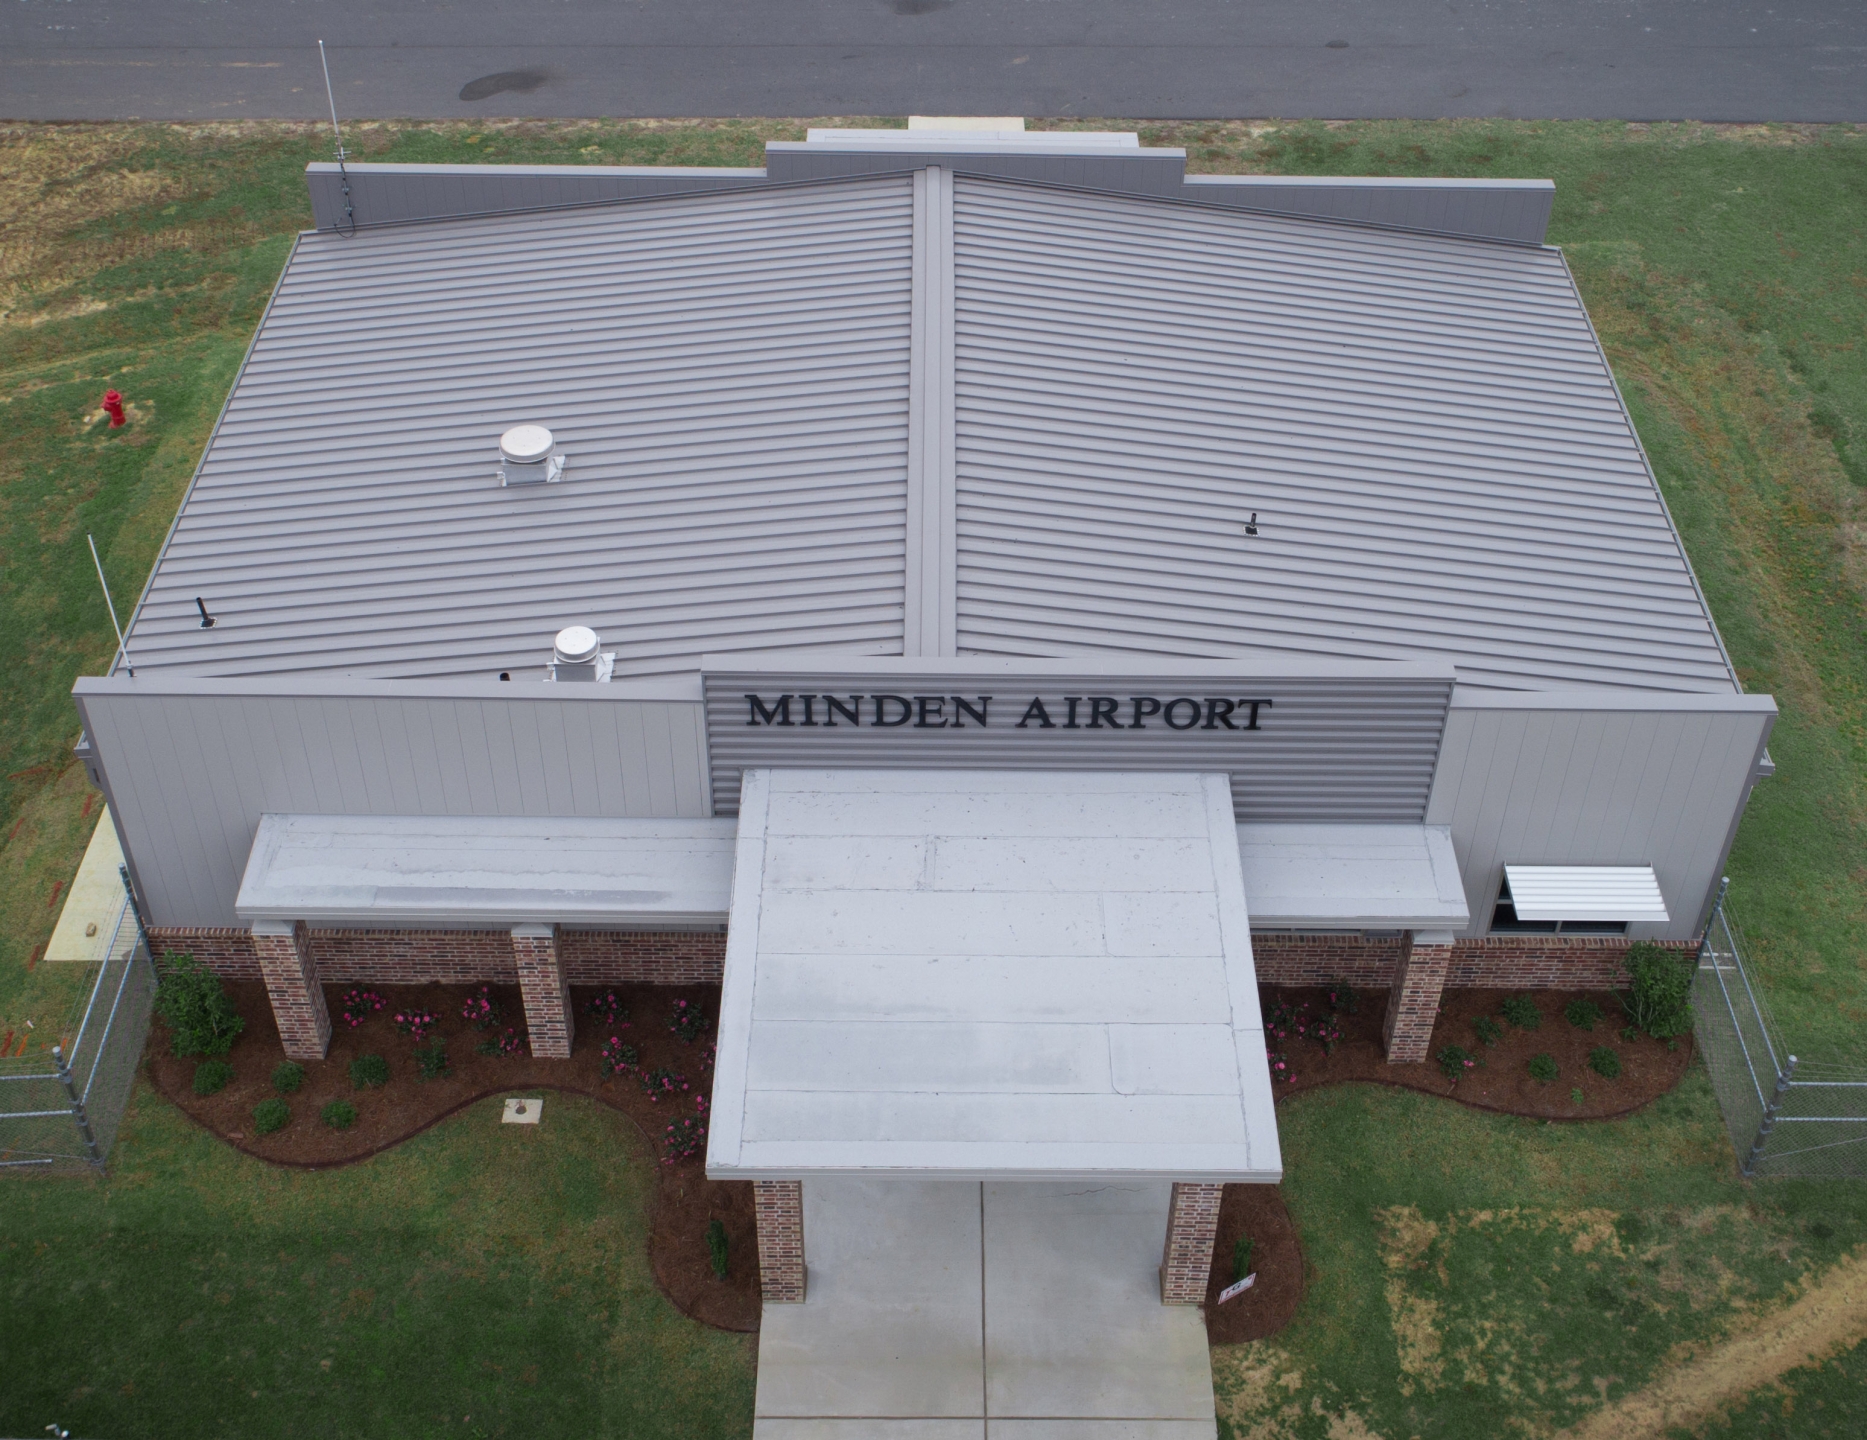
[120,863,151,955]
[53,1043,103,1169]
[1742,1053,1798,1178]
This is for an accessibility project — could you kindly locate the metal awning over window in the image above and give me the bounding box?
[1502,865,1669,923]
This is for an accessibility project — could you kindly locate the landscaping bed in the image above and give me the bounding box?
[1264,984,1693,1118]
[1203,1182,1305,1345]
[145,978,760,1331]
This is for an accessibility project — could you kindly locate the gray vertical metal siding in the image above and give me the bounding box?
[766,145,1188,198]
[1426,693,1776,942]
[127,178,915,681]
[74,679,711,928]
[1182,177,1554,246]
[948,178,1736,694]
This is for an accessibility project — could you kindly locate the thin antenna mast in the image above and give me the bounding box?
[86,534,135,678]
[317,40,357,236]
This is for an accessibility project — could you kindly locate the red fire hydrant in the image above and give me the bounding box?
[102,390,126,428]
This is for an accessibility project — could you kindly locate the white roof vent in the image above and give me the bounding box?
[548,624,613,682]
[498,424,565,486]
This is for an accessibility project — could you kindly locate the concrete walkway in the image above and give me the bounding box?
[754,1179,1217,1438]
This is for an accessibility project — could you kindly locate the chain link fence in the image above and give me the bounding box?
[0,870,157,1173]
[1693,882,1867,1179]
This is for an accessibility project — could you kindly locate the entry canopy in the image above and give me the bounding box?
[706,768,1282,1183]
[1503,864,1670,923]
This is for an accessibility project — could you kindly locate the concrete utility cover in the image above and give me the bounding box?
[707,768,1280,1182]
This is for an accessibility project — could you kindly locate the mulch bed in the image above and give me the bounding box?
[148,979,1694,1343]
[145,980,760,1332]
[1265,984,1693,1120]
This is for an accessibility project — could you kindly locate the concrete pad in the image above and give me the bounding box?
[755,1180,984,1420]
[982,1182,1215,1424]
[44,809,125,962]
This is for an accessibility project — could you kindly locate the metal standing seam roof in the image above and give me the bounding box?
[121,166,1735,694]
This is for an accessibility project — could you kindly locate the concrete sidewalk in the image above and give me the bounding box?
[753,1179,1216,1438]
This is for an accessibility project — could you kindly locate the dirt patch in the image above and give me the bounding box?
[1268,986,1692,1119]
[145,979,759,1331]
[1557,1246,1867,1440]
[1204,1182,1305,1345]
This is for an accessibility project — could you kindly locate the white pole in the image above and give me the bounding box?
[86,534,133,677]
[318,40,347,160]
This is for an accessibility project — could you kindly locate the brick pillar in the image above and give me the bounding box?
[754,1180,807,1303]
[1160,1181,1224,1304]
[512,924,574,1059]
[1383,929,1455,1064]
[251,920,330,1060]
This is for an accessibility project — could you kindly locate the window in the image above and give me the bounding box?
[1490,875,1627,936]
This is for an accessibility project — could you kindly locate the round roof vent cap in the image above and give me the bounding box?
[500,424,555,465]
[553,624,601,665]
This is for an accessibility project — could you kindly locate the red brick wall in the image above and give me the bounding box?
[1252,933,1693,990]
[149,927,725,986]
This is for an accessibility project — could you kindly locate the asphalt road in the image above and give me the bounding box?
[1,0,1861,123]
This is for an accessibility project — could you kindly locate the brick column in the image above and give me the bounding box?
[251,920,330,1060]
[754,1180,807,1303]
[1383,929,1455,1064]
[1160,1181,1224,1304]
[512,924,574,1059]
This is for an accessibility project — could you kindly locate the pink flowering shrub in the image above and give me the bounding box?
[392,1008,440,1042]
[699,1041,717,1072]
[475,1027,523,1058]
[668,999,708,1044]
[460,986,503,1031]
[1266,1048,1294,1084]
[583,990,629,1026]
[339,988,385,1029]
[600,1036,639,1078]
[640,1066,689,1102]
[662,1114,708,1164]
[1436,1045,1482,1082]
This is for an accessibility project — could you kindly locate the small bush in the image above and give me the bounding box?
[1528,1052,1559,1083]
[641,1066,689,1101]
[583,990,629,1026]
[414,1040,450,1082]
[156,953,246,1057]
[461,986,504,1031]
[1588,1046,1622,1079]
[600,1036,640,1078]
[662,1112,708,1164]
[192,1059,234,1096]
[338,987,385,1029]
[321,1099,357,1130]
[1621,942,1695,1039]
[271,1061,305,1094]
[393,1008,440,1043]
[1501,996,1542,1030]
[1436,1045,1481,1082]
[1325,983,1358,1016]
[476,1027,524,1058]
[706,1218,729,1278]
[1309,1012,1344,1055]
[669,998,709,1044]
[1473,1015,1503,1047]
[1266,1049,1293,1084]
[1570,1087,1585,1105]
[1621,1025,1641,1042]
[253,1097,291,1134]
[1565,999,1604,1031]
[350,1053,389,1089]
[1234,1234,1255,1283]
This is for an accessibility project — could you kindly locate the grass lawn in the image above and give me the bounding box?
[1,118,1864,1438]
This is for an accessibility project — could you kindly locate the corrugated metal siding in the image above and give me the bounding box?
[767,145,1187,198]
[76,686,712,928]
[1426,698,1774,941]
[950,179,1735,694]
[129,178,915,681]
[702,666,1452,821]
[1183,177,1553,246]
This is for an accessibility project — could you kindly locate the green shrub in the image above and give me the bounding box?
[1570,1087,1585,1105]
[414,1040,450,1082]
[155,953,246,1057]
[350,1054,389,1089]
[1234,1234,1256,1282]
[253,1098,291,1134]
[1620,942,1695,1039]
[1564,998,1603,1031]
[706,1218,729,1279]
[321,1100,357,1130]
[1436,1045,1481,1081]
[1473,1015,1503,1047]
[1501,996,1542,1030]
[1589,1046,1623,1079]
[1528,1052,1559,1083]
[191,1059,234,1096]
[271,1061,305,1094]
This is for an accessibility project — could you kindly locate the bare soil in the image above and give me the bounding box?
[145,980,760,1332]
[1268,985,1693,1119]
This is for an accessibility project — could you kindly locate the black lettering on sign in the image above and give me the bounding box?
[746,694,793,726]
[914,696,947,728]
[1017,697,1056,729]
[1242,698,1272,730]
[798,694,819,727]
[1063,697,1083,730]
[1129,696,1161,729]
[823,695,862,727]
[871,694,912,727]
[1202,698,1236,730]
[1086,696,1122,729]
[952,696,991,728]
[1163,697,1202,730]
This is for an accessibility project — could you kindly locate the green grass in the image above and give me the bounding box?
[0,1083,755,1438]
[1675,1338,1867,1438]
[1214,1073,1867,1438]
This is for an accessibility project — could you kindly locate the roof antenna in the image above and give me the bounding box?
[318,40,357,238]
[86,534,135,678]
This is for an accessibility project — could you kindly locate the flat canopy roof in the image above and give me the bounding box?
[1238,823,1468,931]
[706,768,1281,1183]
[235,813,735,928]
